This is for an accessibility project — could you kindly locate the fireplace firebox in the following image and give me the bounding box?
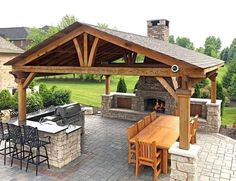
[144,98,165,113]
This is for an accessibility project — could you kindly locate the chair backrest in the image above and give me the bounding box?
[135,138,156,162]
[137,119,145,132]
[23,125,39,142]
[149,111,157,122]
[127,124,138,140]
[144,116,151,126]
[7,124,23,143]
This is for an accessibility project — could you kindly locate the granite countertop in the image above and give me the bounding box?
[11,120,81,134]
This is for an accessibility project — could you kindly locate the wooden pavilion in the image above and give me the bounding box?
[5,22,224,150]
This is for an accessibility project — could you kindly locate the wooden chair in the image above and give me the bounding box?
[190,115,198,144]
[144,115,151,126]
[149,111,157,122]
[127,124,138,164]
[137,119,145,132]
[135,138,162,181]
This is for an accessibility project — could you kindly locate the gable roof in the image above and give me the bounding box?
[91,25,224,69]
[0,27,31,40]
[5,22,224,70]
[0,36,24,54]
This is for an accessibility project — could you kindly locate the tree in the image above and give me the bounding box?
[58,14,78,29]
[196,47,205,54]
[169,35,175,44]
[176,37,194,50]
[204,36,221,58]
[116,77,127,93]
[222,60,236,88]
[220,47,229,62]
[97,23,109,29]
[229,75,236,100]
[228,38,236,61]
[27,14,77,48]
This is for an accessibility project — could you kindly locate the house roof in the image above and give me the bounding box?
[0,36,24,54]
[91,25,224,69]
[0,27,31,40]
[5,22,224,72]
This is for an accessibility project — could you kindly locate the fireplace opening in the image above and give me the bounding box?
[144,98,165,113]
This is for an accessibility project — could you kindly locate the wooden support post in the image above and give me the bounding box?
[209,73,217,103]
[176,89,193,150]
[83,33,88,66]
[105,75,111,95]
[18,82,26,125]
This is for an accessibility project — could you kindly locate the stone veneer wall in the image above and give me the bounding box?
[169,142,200,181]
[102,94,222,133]
[38,128,81,168]
[0,54,17,90]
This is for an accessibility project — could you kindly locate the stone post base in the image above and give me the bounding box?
[169,142,200,181]
[206,101,221,133]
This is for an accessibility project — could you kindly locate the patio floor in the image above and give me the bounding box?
[1,115,236,181]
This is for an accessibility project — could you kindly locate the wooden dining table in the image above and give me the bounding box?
[130,115,179,174]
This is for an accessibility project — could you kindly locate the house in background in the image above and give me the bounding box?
[0,36,24,91]
[0,27,31,50]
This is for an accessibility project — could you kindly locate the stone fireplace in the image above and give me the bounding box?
[134,76,176,115]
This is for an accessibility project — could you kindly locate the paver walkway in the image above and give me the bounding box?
[0,115,236,181]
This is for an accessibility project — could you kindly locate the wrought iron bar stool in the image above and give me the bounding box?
[7,124,28,169]
[0,122,13,165]
[23,125,51,176]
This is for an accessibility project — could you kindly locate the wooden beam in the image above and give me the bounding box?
[156,77,177,101]
[176,89,192,150]
[13,66,198,77]
[105,75,111,95]
[209,73,217,103]
[18,82,26,125]
[171,77,178,90]
[83,33,88,66]
[23,72,37,89]
[88,37,99,67]
[73,38,84,66]
[15,28,84,66]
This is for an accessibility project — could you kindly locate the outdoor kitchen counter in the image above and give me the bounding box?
[12,120,82,168]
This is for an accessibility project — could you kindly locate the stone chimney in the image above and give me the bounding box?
[147,19,169,42]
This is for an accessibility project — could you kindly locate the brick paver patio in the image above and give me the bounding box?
[1,115,236,181]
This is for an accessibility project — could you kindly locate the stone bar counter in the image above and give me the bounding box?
[12,120,81,168]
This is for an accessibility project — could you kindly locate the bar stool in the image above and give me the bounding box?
[7,124,27,169]
[0,122,13,165]
[23,125,51,176]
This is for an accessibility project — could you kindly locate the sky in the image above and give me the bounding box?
[0,0,235,48]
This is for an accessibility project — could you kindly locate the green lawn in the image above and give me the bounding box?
[37,76,138,107]
[38,66,236,125]
[223,107,236,125]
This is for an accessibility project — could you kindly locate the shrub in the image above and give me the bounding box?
[116,77,127,93]
[26,93,44,113]
[192,84,201,98]
[11,92,18,111]
[216,81,225,115]
[0,90,13,110]
[51,89,71,106]
[29,80,38,92]
[39,84,54,107]
[200,88,210,98]
[229,75,236,100]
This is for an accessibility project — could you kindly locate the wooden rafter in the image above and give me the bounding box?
[83,33,88,66]
[156,77,177,101]
[23,72,37,89]
[73,38,84,66]
[15,28,84,66]
[88,37,99,67]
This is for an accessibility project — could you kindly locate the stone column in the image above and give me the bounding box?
[101,94,113,116]
[206,100,222,132]
[169,142,200,181]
